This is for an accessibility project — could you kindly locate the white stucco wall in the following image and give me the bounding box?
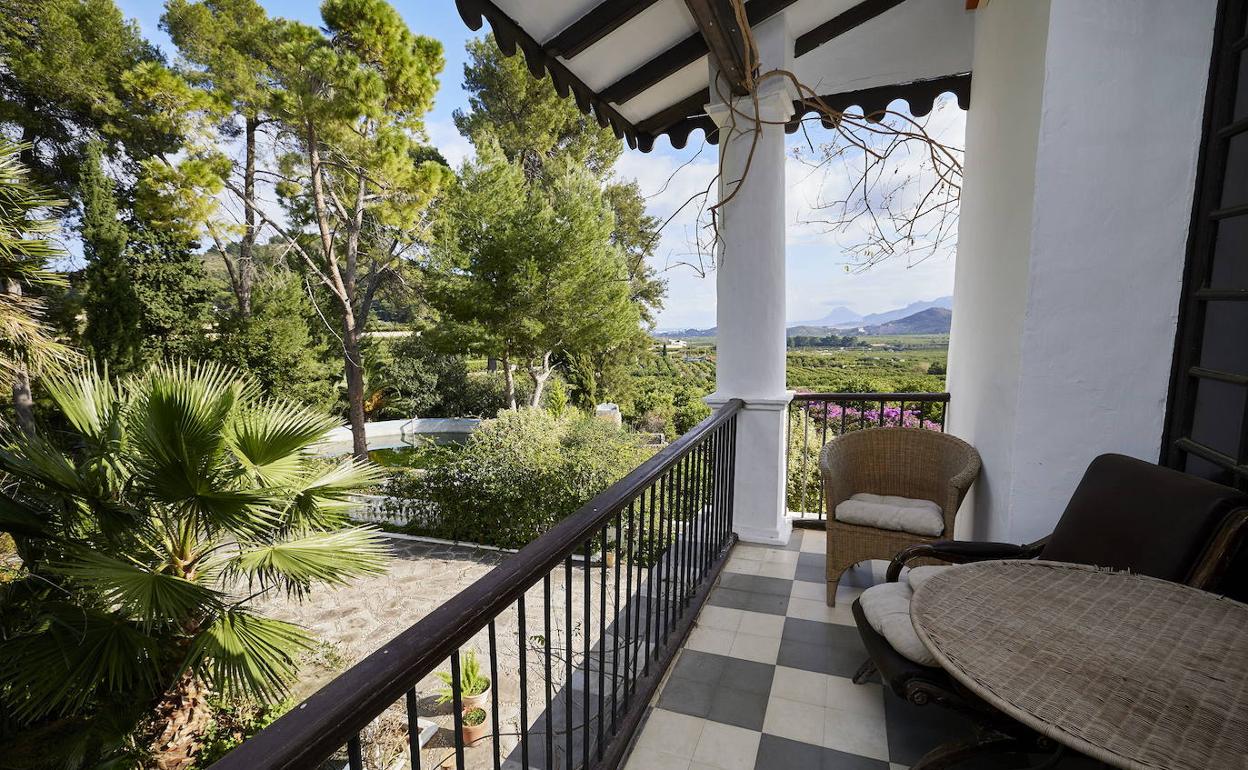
[949,0,1219,542]
[946,0,1052,541]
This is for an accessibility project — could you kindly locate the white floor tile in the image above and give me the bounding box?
[788,580,827,601]
[732,545,771,562]
[737,610,785,639]
[760,549,799,566]
[635,709,707,759]
[728,631,780,664]
[770,666,827,707]
[891,765,911,770]
[823,706,889,761]
[799,530,825,553]
[697,605,744,632]
[687,626,735,656]
[762,695,824,746]
[724,556,762,575]
[756,560,798,580]
[787,596,856,626]
[625,745,692,770]
[691,721,762,770]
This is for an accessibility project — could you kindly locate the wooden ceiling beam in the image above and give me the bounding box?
[794,0,909,57]
[544,0,664,59]
[683,0,753,96]
[601,0,800,105]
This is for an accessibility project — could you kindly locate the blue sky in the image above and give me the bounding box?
[116,0,962,330]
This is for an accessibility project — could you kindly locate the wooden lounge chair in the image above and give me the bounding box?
[851,453,1248,769]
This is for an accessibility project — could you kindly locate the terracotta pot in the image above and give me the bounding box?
[461,682,490,710]
[461,709,490,745]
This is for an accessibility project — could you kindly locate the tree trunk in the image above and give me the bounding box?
[5,279,34,433]
[147,671,212,770]
[502,349,516,410]
[11,368,33,434]
[235,116,258,319]
[343,324,368,460]
[528,351,554,408]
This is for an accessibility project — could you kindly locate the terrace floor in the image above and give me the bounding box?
[625,528,1098,770]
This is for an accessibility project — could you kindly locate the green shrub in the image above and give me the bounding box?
[385,409,650,548]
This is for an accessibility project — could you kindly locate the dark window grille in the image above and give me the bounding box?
[210,400,742,770]
[1164,0,1248,492]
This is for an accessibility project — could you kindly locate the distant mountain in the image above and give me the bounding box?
[792,305,863,327]
[863,307,952,335]
[791,296,952,329]
[857,296,953,327]
[655,296,954,339]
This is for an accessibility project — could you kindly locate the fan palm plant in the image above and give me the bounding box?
[0,140,76,432]
[0,361,388,769]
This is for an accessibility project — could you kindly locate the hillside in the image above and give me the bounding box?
[864,307,952,335]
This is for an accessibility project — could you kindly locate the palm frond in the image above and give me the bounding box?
[43,365,123,445]
[226,399,339,485]
[228,528,389,597]
[283,458,386,528]
[0,603,159,722]
[50,550,222,631]
[186,609,312,703]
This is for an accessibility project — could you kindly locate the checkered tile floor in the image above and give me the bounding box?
[623,528,981,770]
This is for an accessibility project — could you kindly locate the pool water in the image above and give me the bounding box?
[366,433,467,470]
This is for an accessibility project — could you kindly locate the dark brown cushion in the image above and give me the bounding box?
[1040,454,1248,583]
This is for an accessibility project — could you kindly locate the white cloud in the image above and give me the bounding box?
[426,119,474,169]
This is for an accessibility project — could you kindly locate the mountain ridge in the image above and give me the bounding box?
[655,296,953,337]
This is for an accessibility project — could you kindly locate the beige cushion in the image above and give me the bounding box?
[858,581,938,667]
[834,493,944,536]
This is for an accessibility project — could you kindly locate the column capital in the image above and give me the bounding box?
[705,78,799,129]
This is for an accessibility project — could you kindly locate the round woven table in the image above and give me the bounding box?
[909,560,1248,770]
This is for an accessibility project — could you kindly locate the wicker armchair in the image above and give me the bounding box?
[821,427,981,605]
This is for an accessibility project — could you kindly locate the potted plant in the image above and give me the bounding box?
[437,650,492,710]
[460,707,489,745]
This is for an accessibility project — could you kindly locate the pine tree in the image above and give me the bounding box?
[78,142,141,373]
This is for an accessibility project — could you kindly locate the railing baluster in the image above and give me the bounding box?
[347,734,364,770]
[611,508,622,734]
[518,594,529,770]
[598,522,608,759]
[451,650,466,770]
[643,482,656,674]
[564,556,573,769]
[544,575,553,770]
[489,620,500,770]
[406,689,421,770]
[623,499,636,708]
[819,401,829,519]
[583,539,591,770]
[662,466,675,640]
[800,403,811,515]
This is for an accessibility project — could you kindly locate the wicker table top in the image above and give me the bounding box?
[909,560,1248,770]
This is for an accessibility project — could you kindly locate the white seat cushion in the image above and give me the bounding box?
[858,581,939,667]
[834,493,944,536]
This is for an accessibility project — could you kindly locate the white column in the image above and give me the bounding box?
[948,0,1217,542]
[704,14,796,545]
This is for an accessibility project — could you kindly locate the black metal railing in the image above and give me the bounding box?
[212,400,742,770]
[787,392,950,522]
